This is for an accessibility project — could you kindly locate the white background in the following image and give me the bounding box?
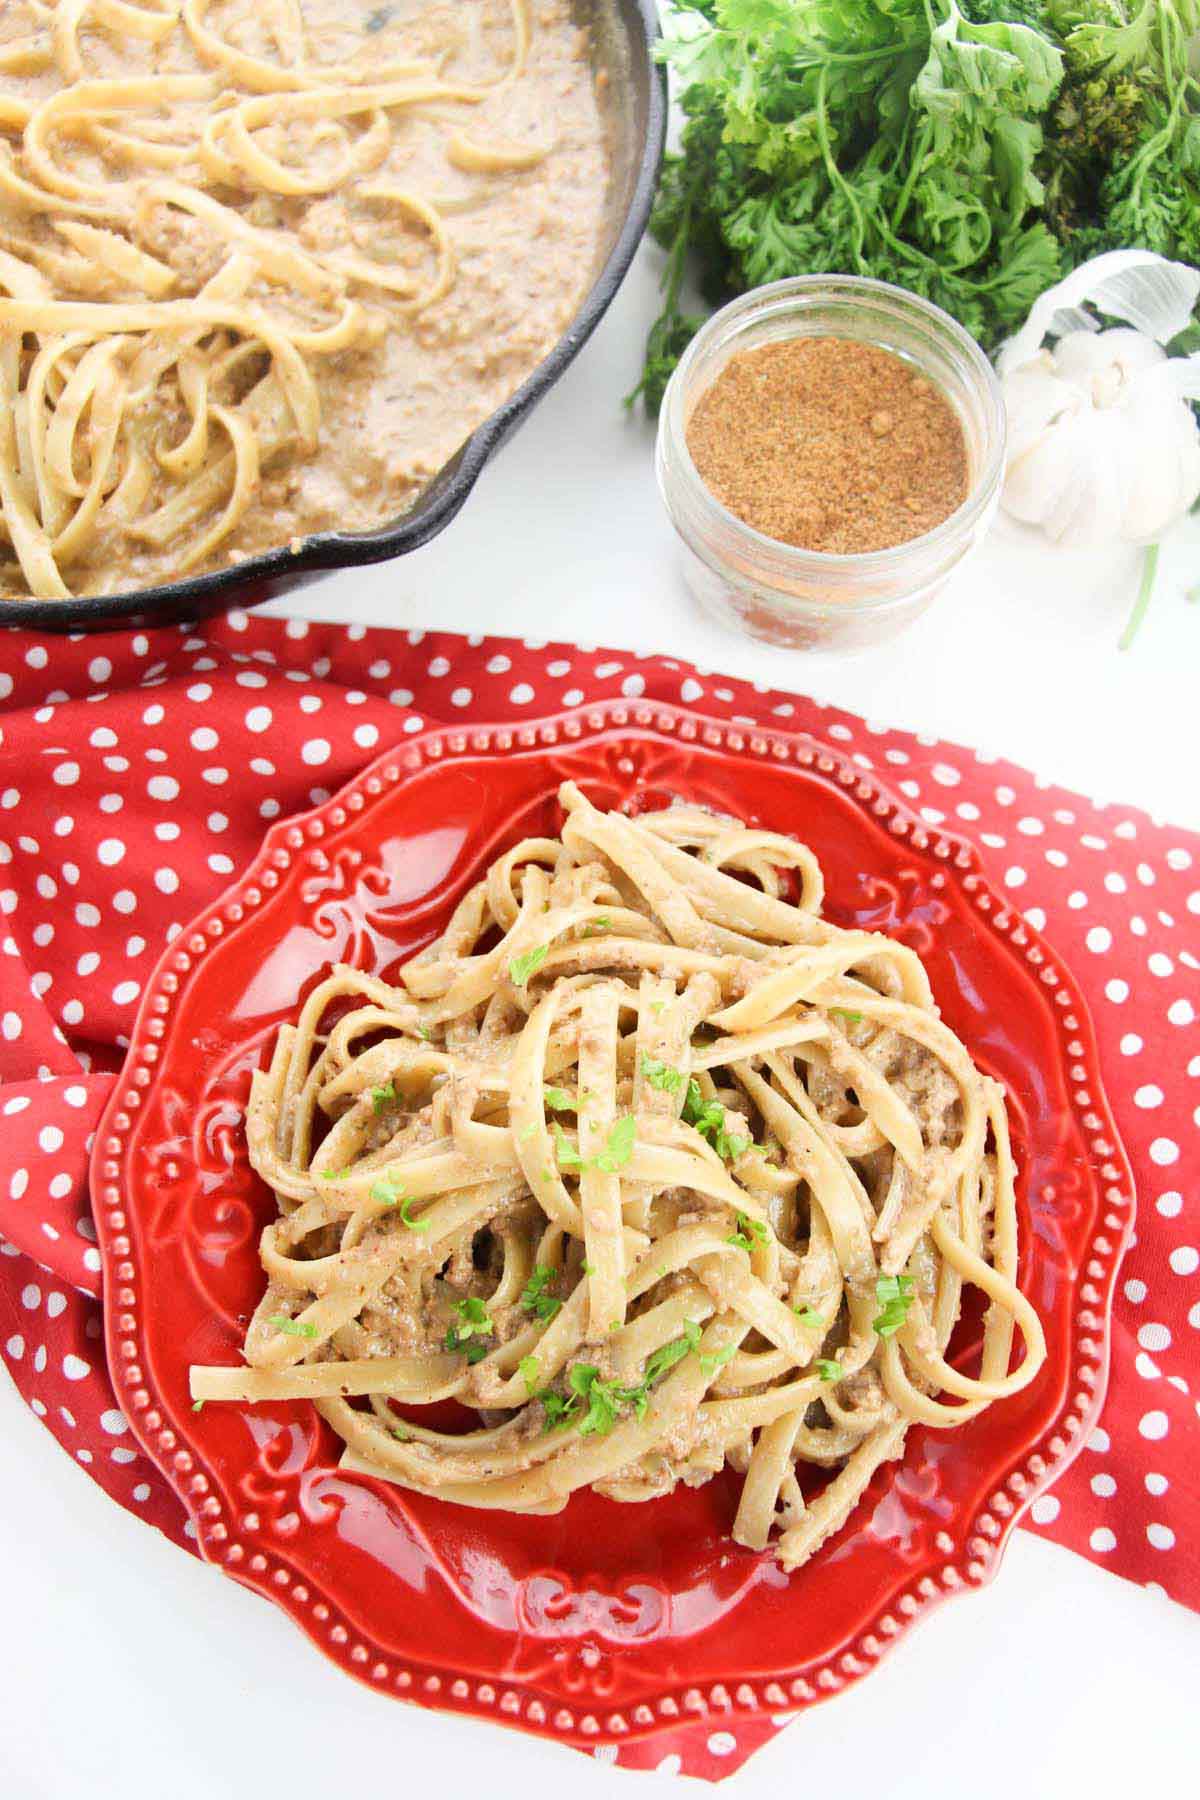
[2,241,1197,1794]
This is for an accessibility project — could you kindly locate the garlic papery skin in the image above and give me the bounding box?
[998,250,1200,549]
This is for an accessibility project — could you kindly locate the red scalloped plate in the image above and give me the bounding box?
[94,702,1132,1752]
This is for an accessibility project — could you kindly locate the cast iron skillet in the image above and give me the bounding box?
[3,0,665,633]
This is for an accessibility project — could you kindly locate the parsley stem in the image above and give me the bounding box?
[1118,541,1160,652]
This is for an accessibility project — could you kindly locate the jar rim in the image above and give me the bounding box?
[660,274,1007,585]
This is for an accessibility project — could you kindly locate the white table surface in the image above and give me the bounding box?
[2,242,1197,1797]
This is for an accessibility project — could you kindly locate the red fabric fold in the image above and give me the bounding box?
[0,612,1196,1779]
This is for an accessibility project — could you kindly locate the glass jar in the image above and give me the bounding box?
[655,276,1006,651]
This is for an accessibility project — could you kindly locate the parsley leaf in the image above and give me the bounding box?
[269,1314,318,1338]
[371,1177,402,1205]
[520,1265,562,1322]
[683,1078,752,1161]
[399,1196,428,1232]
[370,1084,396,1115]
[641,1055,684,1094]
[594,1114,636,1172]
[543,1085,576,1112]
[817,1359,844,1383]
[700,1343,736,1376]
[445,1296,494,1362]
[873,1273,915,1338]
[519,1354,540,1394]
[509,944,549,987]
[793,1306,827,1328]
[727,1210,770,1254]
[552,1123,587,1170]
[191,1398,205,1412]
[828,1008,863,1025]
[319,1168,348,1181]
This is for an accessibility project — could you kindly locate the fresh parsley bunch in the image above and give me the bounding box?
[630,0,1200,409]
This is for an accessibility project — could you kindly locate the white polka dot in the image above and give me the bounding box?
[353,723,379,749]
[112,980,140,1006]
[485,653,511,674]
[1119,1034,1143,1056]
[1003,867,1026,889]
[562,688,584,706]
[1169,1245,1198,1275]
[187,683,212,702]
[301,738,330,766]
[99,1408,128,1436]
[1124,1279,1147,1304]
[38,1125,63,1153]
[9,1169,27,1199]
[1030,1495,1059,1524]
[299,694,321,714]
[1167,999,1194,1026]
[62,1354,90,1381]
[402,717,422,734]
[245,706,272,733]
[1145,1472,1168,1496]
[1090,1473,1116,1498]
[1137,1323,1171,1354]
[1067,891,1087,910]
[508,683,535,706]
[1155,1191,1182,1219]
[20,1284,40,1310]
[97,838,126,867]
[1135,1351,1161,1381]
[2,1012,21,1042]
[1138,1410,1169,1440]
[1023,907,1047,931]
[64,1085,86,1107]
[235,670,267,689]
[207,812,228,833]
[154,867,179,895]
[113,889,136,914]
[147,775,179,802]
[1103,872,1127,894]
[1105,979,1129,1003]
[1045,848,1068,867]
[1085,926,1111,953]
[448,686,473,708]
[62,999,83,1026]
[191,727,219,752]
[1089,1527,1117,1553]
[1016,816,1043,835]
[6,1335,24,1359]
[707,1733,737,1757]
[1150,1138,1179,1166]
[99,794,123,814]
[52,761,79,787]
[88,656,112,684]
[1146,1523,1175,1551]
[1134,1084,1164,1108]
[208,854,234,876]
[1148,952,1173,977]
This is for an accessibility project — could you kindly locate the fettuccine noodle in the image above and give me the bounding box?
[190,783,1045,1569]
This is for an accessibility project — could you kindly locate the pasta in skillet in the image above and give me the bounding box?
[190,781,1046,1569]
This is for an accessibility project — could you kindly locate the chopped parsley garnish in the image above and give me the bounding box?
[370,1083,396,1114]
[640,1054,683,1094]
[269,1314,318,1338]
[538,1323,708,1436]
[520,1265,562,1322]
[552,1116,636,1174]
[683,1078,751,1160]
[700,1344,736,1375]
[445,1296,494,1362]
[552,1123,586,1170]
[398,1196,428,1232]
[371,1177,401,1205]
[543,1085,576,1112]
[817,1359,844,1382]
[415,1024,432,1041]
[519,1354,540,1394]
[793,1306,827,1328]
[580,915,613,939]
[389,1421,411,1441]
[191,1398,205,1412]
[509,944,549,987]
[828,1008,863,1025]
[873,1273,915,1339]
[594,1114,635,1172]
[727,1210,770,1253]
[319,1168,348,1181]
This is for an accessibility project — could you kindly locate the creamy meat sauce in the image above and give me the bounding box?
[0,2,612,596]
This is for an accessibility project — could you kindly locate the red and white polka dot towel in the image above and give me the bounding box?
[0,613,1196,1782]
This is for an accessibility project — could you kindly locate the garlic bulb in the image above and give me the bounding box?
[998,251,1200,548]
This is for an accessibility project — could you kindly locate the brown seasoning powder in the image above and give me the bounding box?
[685,337,970,555]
